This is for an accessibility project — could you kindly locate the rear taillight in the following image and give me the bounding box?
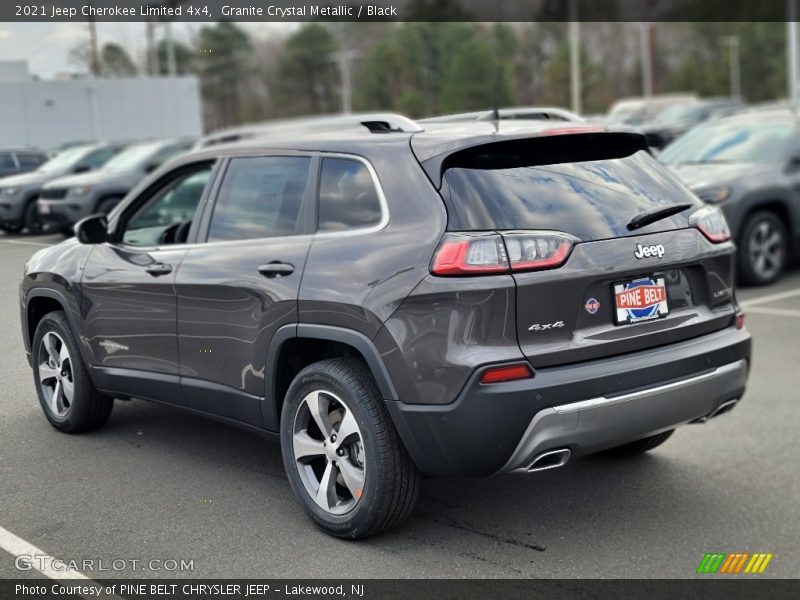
[736,311,745,330]
[479,363,533,384]
[690,206,730,243]
[430,233,508,275]
[503,232,576,272]
[431,232,576,276]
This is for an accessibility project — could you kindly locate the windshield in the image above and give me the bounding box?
[37,146,89,173]
[659,118,794,165]
[102,142,161,172]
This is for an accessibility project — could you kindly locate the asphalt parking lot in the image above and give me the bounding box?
[0,232,798,579]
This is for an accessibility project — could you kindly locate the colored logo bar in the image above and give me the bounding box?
[696,552,774,574]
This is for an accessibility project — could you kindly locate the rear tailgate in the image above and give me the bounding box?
[511,229,735,367]
[428,131,737,367]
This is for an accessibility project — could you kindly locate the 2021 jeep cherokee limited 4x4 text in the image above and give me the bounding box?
[20,117,751,539]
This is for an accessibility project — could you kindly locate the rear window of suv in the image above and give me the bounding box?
[441,140,700,241]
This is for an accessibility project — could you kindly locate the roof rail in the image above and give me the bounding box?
[196,113,422,148]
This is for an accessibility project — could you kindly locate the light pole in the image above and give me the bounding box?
[568,0,581,114]
[639,23,654,112]
[789,0,799,111]
[722,35,741,99]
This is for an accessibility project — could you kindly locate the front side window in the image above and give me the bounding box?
[318,158,382,232]
[207,156,311,242]
[122,165,212,246]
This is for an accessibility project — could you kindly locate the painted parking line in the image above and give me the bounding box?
[745,307,800,319]
[0,525,124,599]
[0,524,88,579]
[740,288,800,308]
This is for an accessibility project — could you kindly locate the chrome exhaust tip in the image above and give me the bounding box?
[692,398,740,424]
[526,448,571,473]
[708,399,739,419]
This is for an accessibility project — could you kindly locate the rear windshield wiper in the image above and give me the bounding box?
[627,203,693,231]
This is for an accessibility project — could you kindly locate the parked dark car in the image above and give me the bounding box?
[0,148,48,180]
[642,98,744,150]
[0,143,127,234]
[38,138,195,234]
[20,116,750,539]
[660,108,800,285]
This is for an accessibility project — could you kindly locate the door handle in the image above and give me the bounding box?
[145,263,173,276]
[257,262,295,278]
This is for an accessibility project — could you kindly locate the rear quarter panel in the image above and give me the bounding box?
[299,146,446,336]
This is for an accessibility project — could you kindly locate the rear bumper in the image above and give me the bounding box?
[385,326,751,476]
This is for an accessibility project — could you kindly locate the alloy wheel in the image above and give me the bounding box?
[747,218,785,282]
[292,389,366,515]
[37,331,74,417]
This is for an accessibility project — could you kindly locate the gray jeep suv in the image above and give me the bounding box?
[0,143,126,234]
[660,108,800,285]
[20,117,751,538]
[38,138,194,234]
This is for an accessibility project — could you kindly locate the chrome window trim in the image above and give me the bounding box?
[312,152,390,240]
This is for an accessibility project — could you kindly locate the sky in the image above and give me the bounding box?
[0,22,294,78]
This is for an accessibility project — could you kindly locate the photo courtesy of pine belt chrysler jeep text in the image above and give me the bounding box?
[19,116,751,539]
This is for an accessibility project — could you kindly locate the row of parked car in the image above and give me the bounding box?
[0,138,195,235]
[3,97,798,286]
[597,95,797,286]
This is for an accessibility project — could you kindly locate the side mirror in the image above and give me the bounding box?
[73,164,91,174]
[74,214,108,244]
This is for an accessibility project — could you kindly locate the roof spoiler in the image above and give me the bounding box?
[421,131,649,189]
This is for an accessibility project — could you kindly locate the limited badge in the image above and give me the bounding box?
[584,297,600,315]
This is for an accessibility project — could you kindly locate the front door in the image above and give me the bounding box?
[80,162,216,399]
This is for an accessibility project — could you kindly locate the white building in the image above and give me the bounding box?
[0,62,203,148]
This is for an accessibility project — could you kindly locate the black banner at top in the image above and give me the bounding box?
[3,0,799,23]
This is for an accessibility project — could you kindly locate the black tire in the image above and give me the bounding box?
[31,311,113,433]
[22,198,44,235]
[280,358,419,539]
[738,211,788,286]
[95,196,122,216]
[600,430,674,457]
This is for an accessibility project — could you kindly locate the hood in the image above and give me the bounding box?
[0,170,52,189]
[43,169,139,190]
[665,161,773,191]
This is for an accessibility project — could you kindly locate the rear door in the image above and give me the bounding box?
[174,153,316,428]
[437,134,737,367]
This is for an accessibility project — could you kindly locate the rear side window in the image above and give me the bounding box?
[208,156,311,242]
[318,158,382,232]
[441,140,700,241]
